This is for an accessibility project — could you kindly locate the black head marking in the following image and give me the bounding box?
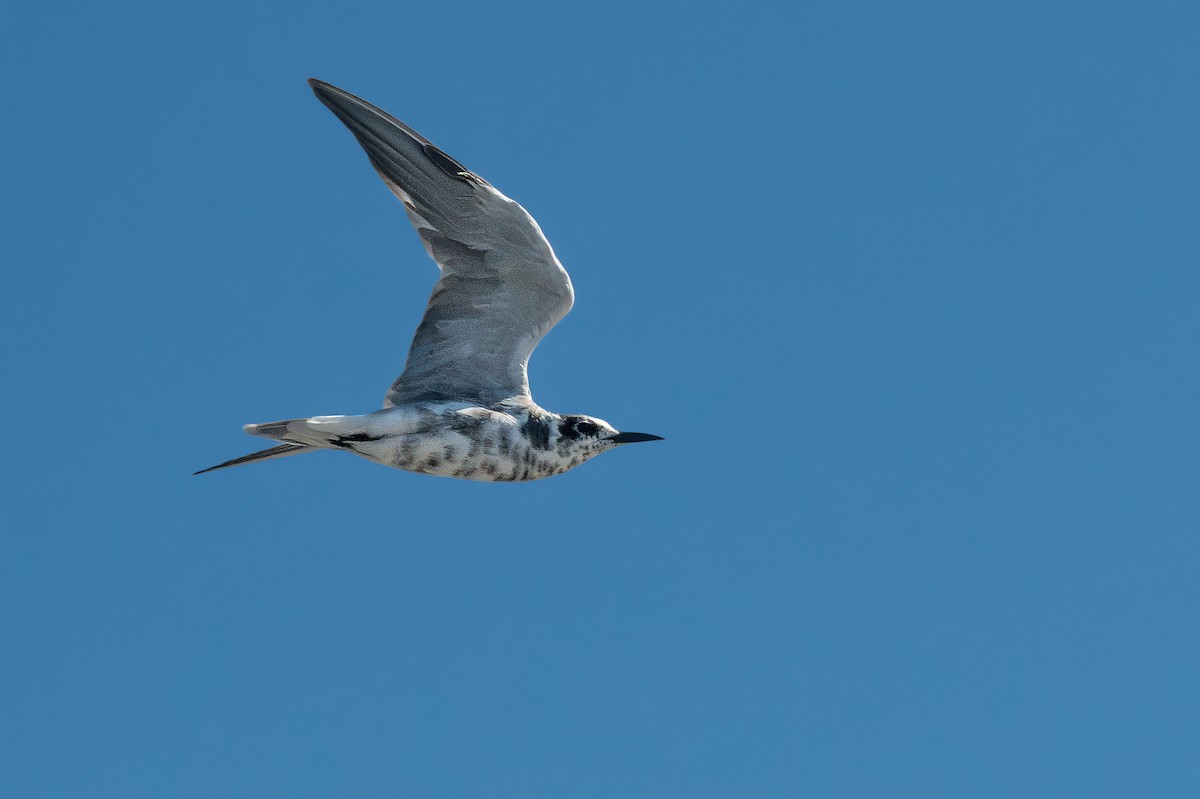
[558,417,598,441]
[523,414,552,450]
[559,417,581,440]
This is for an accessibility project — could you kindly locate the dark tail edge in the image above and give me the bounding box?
[193,443,314,476]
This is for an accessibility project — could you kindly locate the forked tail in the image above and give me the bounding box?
[195,415,366,475]
[193,443,313,476]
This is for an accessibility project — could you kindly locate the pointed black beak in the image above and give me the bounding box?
[607,432,664,444]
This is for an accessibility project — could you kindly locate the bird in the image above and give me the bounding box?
[196,79,661,481]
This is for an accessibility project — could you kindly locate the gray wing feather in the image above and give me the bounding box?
[308,80,573,406]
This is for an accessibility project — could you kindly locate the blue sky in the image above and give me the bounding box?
[3,1,1199,796]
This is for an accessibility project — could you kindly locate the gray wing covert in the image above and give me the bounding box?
[308,80,574,406]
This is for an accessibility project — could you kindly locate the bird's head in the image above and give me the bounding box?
[555,414,663,460]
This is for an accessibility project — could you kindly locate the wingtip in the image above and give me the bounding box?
[307,78,330,99]
[308,78,346,101]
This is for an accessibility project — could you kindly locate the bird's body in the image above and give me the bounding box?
[243,402,624,482]
[197,79,660,480]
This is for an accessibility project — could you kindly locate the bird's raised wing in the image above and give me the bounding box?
[308,79,574,407]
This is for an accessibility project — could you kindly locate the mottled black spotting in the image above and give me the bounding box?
[558,417,581,440]
[442,445,456,461]
[424,456,441,471]
[498,432,512,456]
[482,460,498,475]
[523,415,552,451]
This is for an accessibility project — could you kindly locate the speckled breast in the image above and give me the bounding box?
[352,419,579,482]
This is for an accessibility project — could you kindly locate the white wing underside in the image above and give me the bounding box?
[309,80,574,407]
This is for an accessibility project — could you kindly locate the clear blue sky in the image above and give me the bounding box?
[4,1,1198,796]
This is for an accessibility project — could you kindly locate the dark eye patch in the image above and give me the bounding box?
[558,418,599,440]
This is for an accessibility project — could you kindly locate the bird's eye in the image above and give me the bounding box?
[576,421,599,436]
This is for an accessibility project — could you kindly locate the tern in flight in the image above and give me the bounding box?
[197,79,661,481]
